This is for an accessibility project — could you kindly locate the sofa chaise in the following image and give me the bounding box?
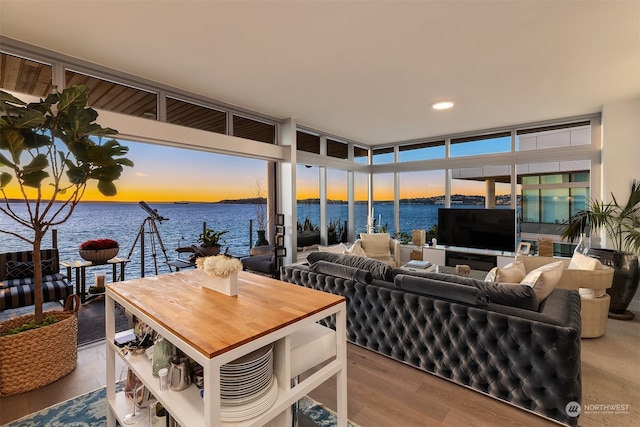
[281,251,582,426]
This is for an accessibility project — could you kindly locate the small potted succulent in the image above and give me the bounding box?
[79,238,120,264]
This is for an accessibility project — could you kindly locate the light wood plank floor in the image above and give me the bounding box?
[1,314,638,426]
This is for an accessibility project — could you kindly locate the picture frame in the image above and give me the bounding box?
[275,234,284,248]
[517,242,531,255]
[275,214,284,226]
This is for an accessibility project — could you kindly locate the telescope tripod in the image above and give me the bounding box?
[127,216,172,277]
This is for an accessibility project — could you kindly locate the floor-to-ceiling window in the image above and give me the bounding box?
[296,164,320,247]
[354,172,369,237]
[372,173,394,235]
[398,170,445,238]
[327,168,348,244]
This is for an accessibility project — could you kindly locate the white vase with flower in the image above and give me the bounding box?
[196,255,242,296]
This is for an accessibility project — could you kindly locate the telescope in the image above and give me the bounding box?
[139,201,168,222]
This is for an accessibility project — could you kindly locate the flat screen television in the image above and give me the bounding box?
[437,208,516,252]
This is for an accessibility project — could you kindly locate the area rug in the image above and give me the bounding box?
[0,298,130,347]
[3,385,359,427]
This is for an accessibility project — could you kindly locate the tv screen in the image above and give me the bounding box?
[437,208,516,252]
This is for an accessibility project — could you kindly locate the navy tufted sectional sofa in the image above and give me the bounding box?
[281,252,582,426]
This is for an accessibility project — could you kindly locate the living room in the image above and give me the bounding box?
[0,1,638,426]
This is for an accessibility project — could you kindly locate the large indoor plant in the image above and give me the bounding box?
[0,85,132,393]
[561,179,640,319]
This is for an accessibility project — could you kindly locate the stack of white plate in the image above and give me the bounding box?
[219,344,278,422]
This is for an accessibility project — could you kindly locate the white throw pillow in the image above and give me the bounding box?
[520,261,564,302]
[569,252,602,270]
[317,243,348,254]
[495,260,527,283]
[485,267,497,282]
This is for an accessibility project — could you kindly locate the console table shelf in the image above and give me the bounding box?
[105,269,347,427]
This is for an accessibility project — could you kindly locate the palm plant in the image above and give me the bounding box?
[561,180,640,254]
[0,85,133,324]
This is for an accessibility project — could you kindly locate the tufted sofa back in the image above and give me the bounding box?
[281,263,582,426]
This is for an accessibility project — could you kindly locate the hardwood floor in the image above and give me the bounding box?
[0,314,638,426]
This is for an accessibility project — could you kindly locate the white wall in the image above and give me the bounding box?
[602,96,640,312]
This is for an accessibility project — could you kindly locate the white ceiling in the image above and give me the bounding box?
[1,1,639,145]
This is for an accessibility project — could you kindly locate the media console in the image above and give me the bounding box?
[423,246,516,271]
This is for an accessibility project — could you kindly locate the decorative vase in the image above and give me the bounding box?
[79,247,119,264]
[202,270,238,296]
[584,248,640,320]
[255,230,269,246]
[199,245,221,257]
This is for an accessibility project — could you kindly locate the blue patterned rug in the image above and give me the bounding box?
[4,386,359,427]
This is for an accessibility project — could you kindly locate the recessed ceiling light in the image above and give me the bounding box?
[432,101,454,110]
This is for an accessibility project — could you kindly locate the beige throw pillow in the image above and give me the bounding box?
[520,260,564,302]
[494,260,527,283]
[569,252,602,270]
[359,233,395,266]
[360,233,392,257]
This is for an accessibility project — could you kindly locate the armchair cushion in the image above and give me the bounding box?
[2,273,67,289]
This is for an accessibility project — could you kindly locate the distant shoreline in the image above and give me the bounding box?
[6,194,512,205]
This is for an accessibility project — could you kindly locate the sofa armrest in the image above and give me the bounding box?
[516,255,614,290]
[559,267,614,290]
[389,239,401,264]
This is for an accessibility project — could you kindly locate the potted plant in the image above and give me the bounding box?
[0,85,133,394]
[561,179,640,319]
[197,228,228,256]
[79,238,120,264]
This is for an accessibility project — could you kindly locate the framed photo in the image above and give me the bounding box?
[275,234,284,248]
[517,242,531,255]
[275,214,285,226]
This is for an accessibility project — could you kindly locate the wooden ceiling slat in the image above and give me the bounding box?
[2,58,273,143]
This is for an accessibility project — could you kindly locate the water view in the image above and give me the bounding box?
[0,201,505,279]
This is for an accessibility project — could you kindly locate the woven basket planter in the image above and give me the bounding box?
[79,247,119,264]
[0,295,80,396]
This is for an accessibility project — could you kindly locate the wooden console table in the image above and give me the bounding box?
[105,269,347,427]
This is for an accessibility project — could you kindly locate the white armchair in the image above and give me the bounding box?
[516,254,614,338]
[351,233,401,267]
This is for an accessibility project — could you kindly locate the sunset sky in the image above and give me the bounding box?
[3,139,502,203]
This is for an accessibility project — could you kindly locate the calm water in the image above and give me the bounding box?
[0,202,259,278]
[0,202,487,280]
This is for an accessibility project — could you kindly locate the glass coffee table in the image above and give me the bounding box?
[400,262,489,280]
